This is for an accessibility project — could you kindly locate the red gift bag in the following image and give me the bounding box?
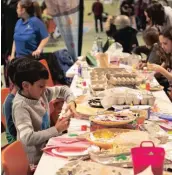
[131,141,165,175]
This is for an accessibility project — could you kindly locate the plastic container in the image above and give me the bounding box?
[146,82,150,91]
[81,63,89,78]
[91,41,98,56]
[81,125,87,131]
[131,141,165,175]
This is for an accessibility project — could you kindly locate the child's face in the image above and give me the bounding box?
[26,79,47,100]
[159,35,172,54]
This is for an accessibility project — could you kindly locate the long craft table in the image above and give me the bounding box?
[34,73,172,175]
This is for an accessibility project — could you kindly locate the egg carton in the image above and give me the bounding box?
[106,74,141,87]
[90,68,132,77]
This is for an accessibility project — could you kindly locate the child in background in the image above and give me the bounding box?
[135,27,167,69]
[3,58,31,144]
[12,59,77,165]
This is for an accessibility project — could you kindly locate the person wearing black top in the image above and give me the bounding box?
[92,0,104,33]
[105,15,138,53]
[120,0,135,17]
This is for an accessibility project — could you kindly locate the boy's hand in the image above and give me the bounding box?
[65,101,81,119]
[55,117,70,133]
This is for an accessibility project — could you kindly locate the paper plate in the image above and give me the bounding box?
[51,148,89,157]
[76,104,113,116]
[86,128,134,149]
[89,115,136,126]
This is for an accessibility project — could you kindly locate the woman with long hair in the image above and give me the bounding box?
[145,2,172,31]
[148,27,172,99]
[10,0,49,59]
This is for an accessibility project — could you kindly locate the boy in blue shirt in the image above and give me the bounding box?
[3,58,32,144]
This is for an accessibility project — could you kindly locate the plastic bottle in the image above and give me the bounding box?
[81,62,89,78]
[97,37,103,52]
[78,63,82,77]
[82,81,87,94]
[91,41,98,56]
[146,81,150,91]
[108,37,114,47]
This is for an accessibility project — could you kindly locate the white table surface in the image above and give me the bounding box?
[34,70,172,175]
[34,118,90,175]
[66,63,78,78]
[66,56,85,78]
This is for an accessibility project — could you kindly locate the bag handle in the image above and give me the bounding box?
[140,141,155,147]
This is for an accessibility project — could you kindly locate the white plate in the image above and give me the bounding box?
[51,148,89,157]
[51,145,100,157]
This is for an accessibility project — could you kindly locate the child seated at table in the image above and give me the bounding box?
[3,58,31,144]
[136,27,167,69]
[12,59,77,165]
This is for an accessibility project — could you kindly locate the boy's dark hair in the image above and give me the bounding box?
[7,58,22,84]
[143,27,159,47]
[7,58,34,84]
[160,26,172,41]
[15,60,49,89]
[145,2,165,26]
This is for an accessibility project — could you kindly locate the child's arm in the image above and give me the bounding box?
[45,86,75,103]
[148,63,172,81]
[45,86,80,118]
[13,106,69,146]
[3,94,17,140]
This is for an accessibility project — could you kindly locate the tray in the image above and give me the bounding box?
[89,112,136,126]
[136,85,164,91]
[89,151,132,167]
[56,160,133,175]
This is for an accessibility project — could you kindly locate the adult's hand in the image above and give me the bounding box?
[9,55,14,61]
[32,49,42,58]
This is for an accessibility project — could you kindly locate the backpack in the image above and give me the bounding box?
[54,49,74,84]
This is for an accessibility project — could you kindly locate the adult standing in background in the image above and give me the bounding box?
[2,0,19,65]
[92,0,104,33]
[105,15,138,53]
[145,2,172,31]
[120,0,136,28]
[135,0,148,31]
[10,0,49,60]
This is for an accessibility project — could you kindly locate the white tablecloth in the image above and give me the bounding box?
[34,73,172,175]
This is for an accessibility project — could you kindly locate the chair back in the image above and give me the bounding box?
[1,140,32,175]
[1,88,10,129]
[39,59,54,87]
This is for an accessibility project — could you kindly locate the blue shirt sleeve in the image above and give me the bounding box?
[3,94,17,138]
[33,18,49,40]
